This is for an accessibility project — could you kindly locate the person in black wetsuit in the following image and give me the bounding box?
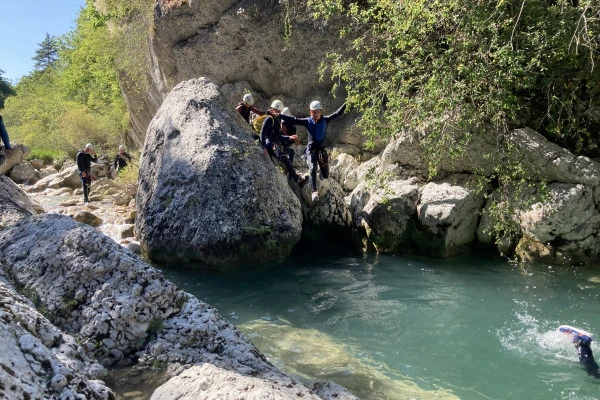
[114,145,132,173]
[76,143,98,203]
[279,100,346,202]
[574,335,600,378]
[260,100,307,187]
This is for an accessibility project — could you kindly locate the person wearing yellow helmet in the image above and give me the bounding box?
[260,100,307,187]
[279,100,346,201]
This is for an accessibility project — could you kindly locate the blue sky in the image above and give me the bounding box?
[1,0,85,83]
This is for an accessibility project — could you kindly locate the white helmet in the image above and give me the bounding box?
[270,100,285,112]
[243,93,255,106]
[309,100,322,111]
[119,145,125,151]
[282,107,292,116]
[85,143,93,149]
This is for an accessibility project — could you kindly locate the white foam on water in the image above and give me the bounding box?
[497,301,579,362]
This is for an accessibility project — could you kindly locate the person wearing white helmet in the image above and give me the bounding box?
[279,100,346,201]
[236,93,265,124]
[114,144,133,173]
[260,100,307,187]
[76,143,98,203]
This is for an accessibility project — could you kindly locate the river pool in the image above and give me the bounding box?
[163,253,600,400]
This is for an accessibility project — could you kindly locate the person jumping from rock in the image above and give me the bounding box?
[77,143,98,204]
[279,100,346,202]
[260,100,307,187]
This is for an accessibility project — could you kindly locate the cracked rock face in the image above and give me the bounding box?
[0,278,114,400]
[123,0,357,148]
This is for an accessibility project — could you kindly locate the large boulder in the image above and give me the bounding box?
[150,363,323,400]
[515,183,600,264]
[0,143,30,175]
[296,178,353,252]
[28,165,82,192]
[0,175,37,228]
[351,178,420,253]
[506,128,600,185]
[136,78,303,267]
[9,162,35,183]
[415,175,486,257]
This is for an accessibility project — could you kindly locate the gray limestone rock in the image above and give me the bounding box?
[9,162,35,183]
[0,144,31,176]
[136,78,303,267]
[150,361,321,400]
[0,213,354,398]
[350,178,420,253]
[0,278,114,400]
[0,175,37,228]
[515,183,600,264]
[415,175,486,257]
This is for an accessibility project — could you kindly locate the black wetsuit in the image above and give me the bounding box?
[114,152,132,172]
[576,340,600,378]
[259,112,301,182]
[280,103,346,192]
[76,150,98,202]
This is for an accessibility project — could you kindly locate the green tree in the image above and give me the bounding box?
[32,33,59,71]
[305,0,600,160]
[3,0,129,159]
[0,69,15,109]
[302,0,600,250]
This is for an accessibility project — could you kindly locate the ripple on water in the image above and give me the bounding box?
[306,290,339,313]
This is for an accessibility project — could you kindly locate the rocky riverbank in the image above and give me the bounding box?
[0,172,359,399]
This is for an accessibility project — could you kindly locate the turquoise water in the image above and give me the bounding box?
[164,254,600,400]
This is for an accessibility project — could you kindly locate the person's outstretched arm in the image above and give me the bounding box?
[280,114,310,129]
[250,107,265,116]
[324,102,346,122]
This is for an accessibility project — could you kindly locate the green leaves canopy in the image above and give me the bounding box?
[308,0,600,162]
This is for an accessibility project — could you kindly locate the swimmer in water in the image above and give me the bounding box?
[560,325,600,378]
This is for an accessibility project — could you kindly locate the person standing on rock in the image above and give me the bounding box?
[237,93,265,124]
[114,145,133,173]
[279,101,346,202]
[260,100,307,187]
[0,114,14,163]
[77,143,98,203]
